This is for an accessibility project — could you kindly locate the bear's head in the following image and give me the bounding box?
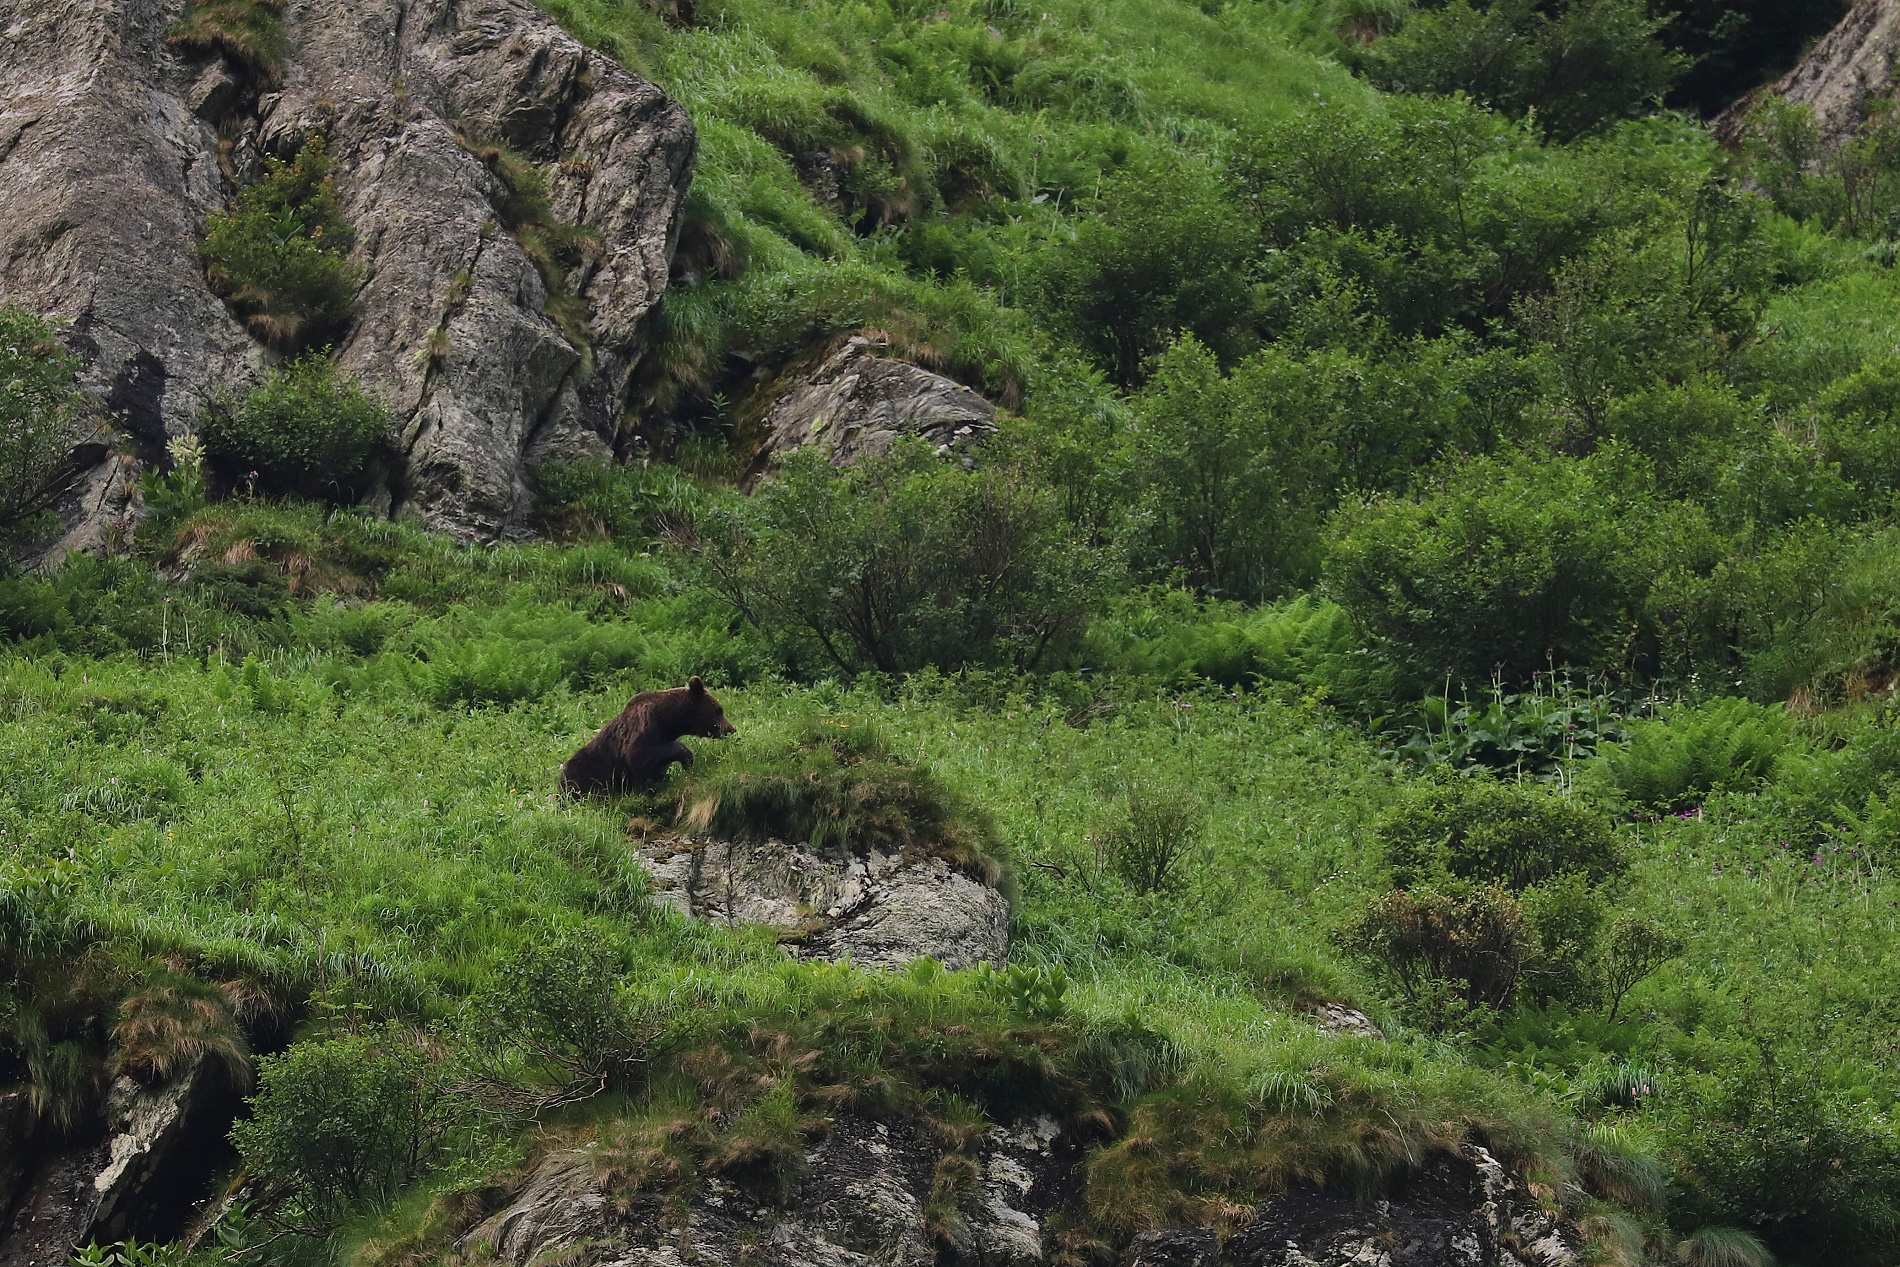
[684,676,738,738]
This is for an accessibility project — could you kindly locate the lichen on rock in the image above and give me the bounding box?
[639,834,1010,971]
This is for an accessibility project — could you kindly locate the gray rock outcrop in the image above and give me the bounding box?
[465,1113,1075,1267]
[0,0,695,544]
[639,835,1009,971]
[741,335,997,487]
[1307,1002,1382,1040]
[1126,1145,1576,1267]
[0,1064,236,1266]
[462,1130,1574,1267]
[1714,1,1900,147]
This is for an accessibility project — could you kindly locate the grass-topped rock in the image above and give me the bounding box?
[639,718,1008,969]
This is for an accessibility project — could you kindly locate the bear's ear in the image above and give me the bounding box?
[688,676,705,693]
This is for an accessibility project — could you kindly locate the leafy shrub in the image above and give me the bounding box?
[1658,1072,1900,1264]
[464,931,646,1096]
[233,1031,447,1221]
[1026,155,1257,387]
[1367,0,1684,142]
[685,445,1110,675]
[1598,912,1682,1022]
[1595,698,1793,812]
[1325,448,1726,685]
[1377,777,1621,892]
[1335,884,1536,1023]
[201,356,389,499]
[1387,672,1638,778]
[1814,354,1900,510]
[1743,95,1900,240]
[0,306,82,564]
[676,717,998,879]
[201,136,358,353]
[1092,783,1205,895]
[1120,337,1330,600]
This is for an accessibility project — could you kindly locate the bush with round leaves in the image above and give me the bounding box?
[1377,776,1622,892]
[231,1029,446,1221]
[201,355,389,500]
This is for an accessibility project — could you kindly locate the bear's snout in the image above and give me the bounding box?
[711,718,737,737]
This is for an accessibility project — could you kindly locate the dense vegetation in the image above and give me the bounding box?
[9,1,1900,1265]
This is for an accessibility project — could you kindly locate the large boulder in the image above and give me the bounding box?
[1714,1,1900,147]
[0,0,695,545]
[639,834,1009,971]
[740,335,997,487]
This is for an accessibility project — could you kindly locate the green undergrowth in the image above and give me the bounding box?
[0,639,1591,1255]
[200,136,358,355]
[8,509,1900,1261]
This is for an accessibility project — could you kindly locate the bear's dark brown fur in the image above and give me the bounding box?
[560,676,736,794]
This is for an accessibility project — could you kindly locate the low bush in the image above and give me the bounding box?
[1325,447,1729,686]
[201,355,389,500]
[1595,697,1793,812]
[684,445,1112,676]
[201,136,358,353]
[1334,884,1537,1024]
[1092,782,1206,895]
[1365,0,1684,143]
[1377,777,1622,892]
[233,1030,453,1222]
[0,306,83,564]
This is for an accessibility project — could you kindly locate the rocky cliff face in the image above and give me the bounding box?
[1,1063,241,1267]
[0,0,695,543]
[467,1130,1575,1267]
[1714,0,1900,146]
[467,1114,1080,1267]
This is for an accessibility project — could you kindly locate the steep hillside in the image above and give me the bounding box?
[11,0,1900,1266]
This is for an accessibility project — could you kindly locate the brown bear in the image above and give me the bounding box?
[560,676,737,794]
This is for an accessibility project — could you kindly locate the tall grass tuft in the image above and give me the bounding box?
[676,718,1000,881]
